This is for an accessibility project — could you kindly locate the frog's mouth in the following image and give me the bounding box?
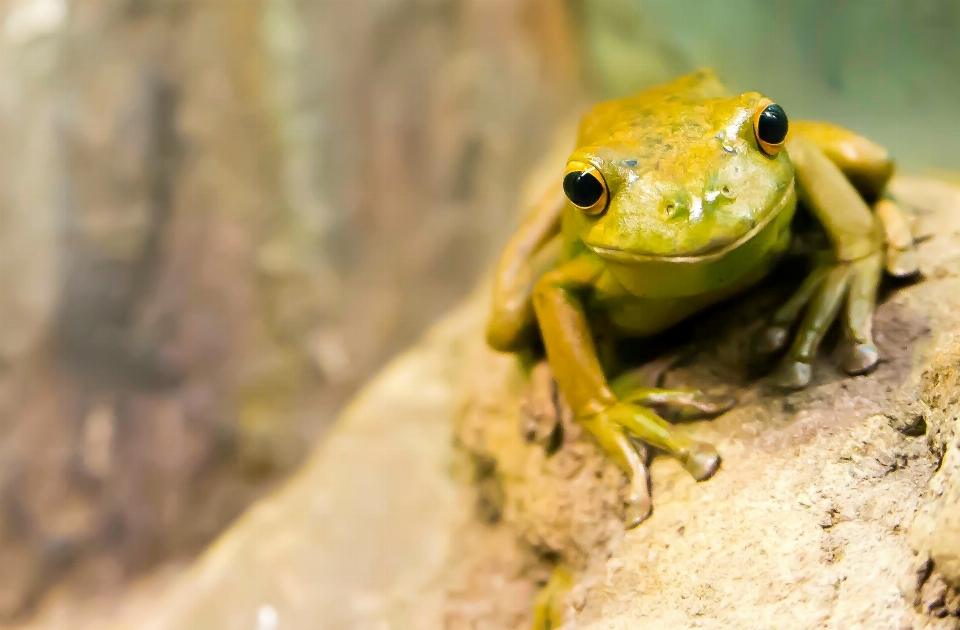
[587,178,795,264]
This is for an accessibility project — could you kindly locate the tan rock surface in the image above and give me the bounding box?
[69,177,960,630]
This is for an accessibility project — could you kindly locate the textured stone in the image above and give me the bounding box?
[55,176,960,630]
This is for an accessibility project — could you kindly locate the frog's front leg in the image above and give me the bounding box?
[763,133,893,388]
[532,256,720,527]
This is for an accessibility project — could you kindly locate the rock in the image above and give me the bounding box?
[69,176,960,630]
[100,300,485,630]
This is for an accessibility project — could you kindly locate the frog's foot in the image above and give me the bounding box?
[875,196,921,278]
[581,411,652,528]
[586,402,721,487]
[758,252,885,390]
[530,565,573,630]
[752,264,831,359]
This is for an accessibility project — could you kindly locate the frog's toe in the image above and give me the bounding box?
[886,247,921,278]
[773,359,813,390]
[680,440,721,481]
[754,324,791,355]
[840,342,879,375]
[876,197,922,278]
[624,489,653,529]
[677,391,737,420]
[621,388,736,421]
[582,412,652,529]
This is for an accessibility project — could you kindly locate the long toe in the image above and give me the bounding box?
[886,248,921,278]
[689,392,738,418]
[624,491,653,529]
[682,441,722,482]
[841,342,879,375]
[754,325,790,355]
[773,359,813,390]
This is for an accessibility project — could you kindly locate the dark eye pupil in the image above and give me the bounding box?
[757,104,788,145]
[563,171,604,208]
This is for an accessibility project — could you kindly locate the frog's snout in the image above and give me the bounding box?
[658,184,736,222]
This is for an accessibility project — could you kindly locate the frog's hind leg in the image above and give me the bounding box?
[790,120,921,278]
[757,125,922,389]
[789,121,894,202]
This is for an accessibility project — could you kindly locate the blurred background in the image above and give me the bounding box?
[1,0,959,623]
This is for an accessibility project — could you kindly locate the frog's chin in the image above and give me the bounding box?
[587,178,795,265]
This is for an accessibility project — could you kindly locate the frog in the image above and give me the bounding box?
[486,68,920,534]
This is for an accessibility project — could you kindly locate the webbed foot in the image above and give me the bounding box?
[584,401,722,511]
[589,373,730,521]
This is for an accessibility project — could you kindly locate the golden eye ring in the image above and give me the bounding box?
[753,97,789,155]
[563,162,608,215]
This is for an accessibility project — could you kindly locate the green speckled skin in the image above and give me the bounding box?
[487,69,919,539]
[568,70,795,263]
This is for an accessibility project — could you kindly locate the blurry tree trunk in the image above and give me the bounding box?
[0,0,583,618]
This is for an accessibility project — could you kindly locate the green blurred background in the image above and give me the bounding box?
[582,0,960,171]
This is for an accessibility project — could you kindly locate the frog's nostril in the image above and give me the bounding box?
[662,199,689,219]
[705,186,735,204]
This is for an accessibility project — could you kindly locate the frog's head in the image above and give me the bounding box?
[564,88,795,264]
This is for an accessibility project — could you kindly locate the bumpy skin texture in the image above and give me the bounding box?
[486,69,918,539]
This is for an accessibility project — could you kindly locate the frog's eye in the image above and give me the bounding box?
[753,98,789,155]
[563,163,608,215]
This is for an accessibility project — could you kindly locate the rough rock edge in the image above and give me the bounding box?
[454,177,960,630]
[903,332,960,621]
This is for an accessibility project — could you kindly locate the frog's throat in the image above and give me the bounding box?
[588,177,796,264]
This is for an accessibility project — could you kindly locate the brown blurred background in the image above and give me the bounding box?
[1,0,959,622]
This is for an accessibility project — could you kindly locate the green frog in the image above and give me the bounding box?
[486,69,919,531]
